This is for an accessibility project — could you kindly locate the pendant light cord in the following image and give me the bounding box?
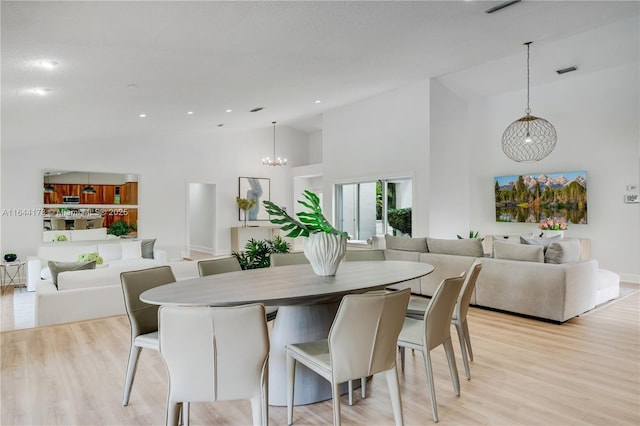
[272,121,277,158]
[524,41,531,115]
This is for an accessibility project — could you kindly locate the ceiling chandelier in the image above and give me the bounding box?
[501,42,557,162]
[262,121,287,166]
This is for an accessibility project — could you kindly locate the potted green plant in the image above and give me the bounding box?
[263,190,349,276]
[232,236,290,270]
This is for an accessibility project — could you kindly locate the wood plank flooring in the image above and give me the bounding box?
[1,290,639,425]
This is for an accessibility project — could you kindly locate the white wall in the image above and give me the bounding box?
[322,80,430,237]
[467,62,639,281]
[429,79,471,238]
[320,61,638,281]
[1,125,310,260]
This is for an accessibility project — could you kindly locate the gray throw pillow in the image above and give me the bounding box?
[545,239,582,264]
[48,260,97,289]
[384,235,428,252]
[426,238,484,257]
[141,239,156,259]
[493,241,544,263]
[520,235,562,251]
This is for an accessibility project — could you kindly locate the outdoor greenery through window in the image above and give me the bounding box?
[335,178,412,241]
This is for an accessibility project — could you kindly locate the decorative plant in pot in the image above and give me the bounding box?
[263,190,349,276]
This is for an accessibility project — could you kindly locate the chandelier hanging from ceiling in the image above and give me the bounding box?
[262,121,287,166]
[501,41,557,162]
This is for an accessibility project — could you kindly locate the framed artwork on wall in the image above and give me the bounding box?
[494,170,588,225]
[238,177,270,221]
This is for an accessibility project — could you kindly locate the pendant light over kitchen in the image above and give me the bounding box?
[82,172,96,194]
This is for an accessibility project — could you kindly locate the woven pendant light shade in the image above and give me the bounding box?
[502,42,556,162]
[502,114,557,162]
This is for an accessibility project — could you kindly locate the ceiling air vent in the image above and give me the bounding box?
[556,66,578,75]
[250,107,264,113]
[485,0,521,14]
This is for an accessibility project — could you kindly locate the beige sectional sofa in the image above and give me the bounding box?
[28,240,200,326]
[370,235,620,323]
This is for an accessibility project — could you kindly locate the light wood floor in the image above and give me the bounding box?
[1,290,639,425]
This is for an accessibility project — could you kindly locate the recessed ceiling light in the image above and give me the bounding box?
[127,83,138,88]
[139,113,147,118]
[218,124,224,127]
[226,109,233,113]
[30,88,51,96]
[36,60,58,69]
[314,100,322,104]
[187,111,194,115]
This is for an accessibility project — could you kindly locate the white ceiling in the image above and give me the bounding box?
[2,1,638,150]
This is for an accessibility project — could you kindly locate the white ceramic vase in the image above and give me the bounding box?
[303,232,347,276]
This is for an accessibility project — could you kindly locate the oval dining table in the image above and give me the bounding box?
[140,260,434,406]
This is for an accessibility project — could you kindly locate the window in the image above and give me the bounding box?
[335,177,412,241]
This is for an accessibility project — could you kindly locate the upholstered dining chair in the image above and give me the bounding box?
[405,261,482,380]
[72,218,88,230]
[158,304,270,426]
[197,257,277,322]
[270,252,309,267]
[50,217,67,230]
[197,257,242,276]
[120,265,176,406]
[397,273,465,423]
[286,288,411,426]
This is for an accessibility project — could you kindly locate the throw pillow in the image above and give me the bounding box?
[141,239,156,259]
[77,252,104,265]
[426,238,484,257]
[48,260,97,289]
[121,240,142,260]
[384,235,428,252]
[520,235,562,251]
[493,241,544,263]
[545,239,582,264]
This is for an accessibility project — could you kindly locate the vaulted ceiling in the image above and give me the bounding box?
[2,1,638,149]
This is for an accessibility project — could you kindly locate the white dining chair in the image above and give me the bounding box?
[406,261,483,379]
[158,304,270,426]
[119,265,176,406]
[286,288,410,425]
[397,273,465,422]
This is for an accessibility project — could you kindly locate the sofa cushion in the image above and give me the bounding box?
[141,239,156,259]
[385,235,427,252]
[426,238,484,257]
[493,240,544,263]
[121,240,142,260]
[520,235,562,251]
[98,243,123,262]
[48,260,97,289]
[545,239,582,264]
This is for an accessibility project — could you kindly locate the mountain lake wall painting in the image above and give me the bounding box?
[494,171,587,225]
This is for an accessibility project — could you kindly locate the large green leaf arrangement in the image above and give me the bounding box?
[263,190,348,239]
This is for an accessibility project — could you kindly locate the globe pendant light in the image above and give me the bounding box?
[502,42,557,162]
[82,172,96,194]
[262,121,287,166]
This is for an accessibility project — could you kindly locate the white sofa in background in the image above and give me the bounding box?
[27,239,201,326]
[369,235,620,323]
